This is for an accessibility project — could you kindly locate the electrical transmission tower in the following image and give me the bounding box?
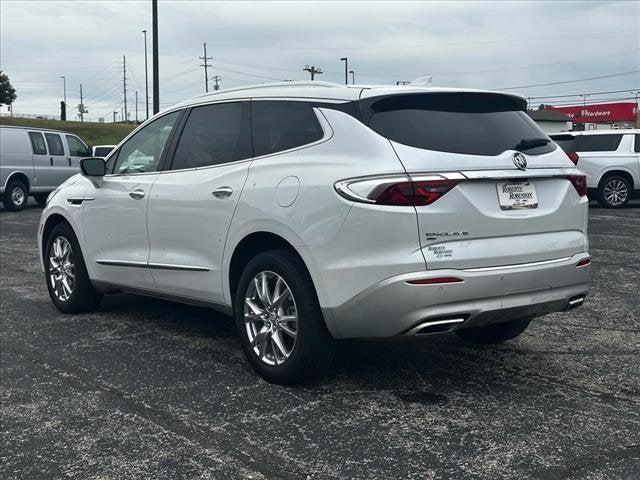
[200,43,212,92]
[303,65,323,80]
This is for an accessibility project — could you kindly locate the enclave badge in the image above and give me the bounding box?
[513,152,527,170]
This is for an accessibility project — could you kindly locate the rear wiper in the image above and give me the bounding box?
[514,137,550,151]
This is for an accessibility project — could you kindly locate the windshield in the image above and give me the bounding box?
[365,93,555,156]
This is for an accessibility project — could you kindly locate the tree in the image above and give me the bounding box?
[0,71,17,106]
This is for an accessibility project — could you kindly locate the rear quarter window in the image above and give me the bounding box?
[550,134,576,153]
[251,101,324,157]
[574,134,623,152]
[365,93,555,156]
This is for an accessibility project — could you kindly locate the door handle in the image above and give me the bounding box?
[212,186,233,199]
[68,158,72,166]
[129,189,145,200]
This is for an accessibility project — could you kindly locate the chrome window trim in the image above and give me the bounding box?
[462,256,573,272]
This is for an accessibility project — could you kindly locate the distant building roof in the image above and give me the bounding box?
[527,109,572,122]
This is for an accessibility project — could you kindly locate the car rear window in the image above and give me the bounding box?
[574,134,623,152]
[550,134,576,153]
[251,101,324,157]
[365,93,555,156]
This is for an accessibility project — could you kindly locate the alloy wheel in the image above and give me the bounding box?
[48,236,75,301]
[603,179,628,207]
[244,271,298,366]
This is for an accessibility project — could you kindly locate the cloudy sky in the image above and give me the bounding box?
[1,0,638,121]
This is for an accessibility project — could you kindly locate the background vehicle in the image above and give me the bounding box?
[92,145,116,158]
[550,129,639,208]
[38,82,590,384]
[0,125,92,210]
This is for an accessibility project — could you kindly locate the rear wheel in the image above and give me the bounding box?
[44,222,103,313]
[234,250,336,384]
[2,180,28,211]
[455,317,532,344]
[597,174,631,209]
[33,193,48,207]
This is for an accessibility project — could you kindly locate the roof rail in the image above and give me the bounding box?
[191,80,344,99]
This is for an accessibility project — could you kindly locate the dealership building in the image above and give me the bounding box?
[550,101,638,131]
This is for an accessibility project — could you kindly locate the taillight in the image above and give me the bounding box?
[567,152,579,165]
[335,175,462,206]
[576,257,591,267]
[567,174,587,197]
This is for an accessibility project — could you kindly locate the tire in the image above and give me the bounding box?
[33,193,48,207]
[455,317,532,344]
[234,249,336,384]
[2,179,28,211]
[44,222,103,314]
[597,174,631,209]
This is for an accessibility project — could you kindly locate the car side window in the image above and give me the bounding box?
[251,101,324,157]
[574,134,623,152]
[112,110,181,174]
[66,135,91,157]
[44,133,65,156]
[28,132,47,155]
[171,102,252,170]
[635,134,640,153]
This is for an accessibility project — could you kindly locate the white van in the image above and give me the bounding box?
[0,125,92,211]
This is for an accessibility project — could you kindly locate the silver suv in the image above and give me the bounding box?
[38,82,591,384]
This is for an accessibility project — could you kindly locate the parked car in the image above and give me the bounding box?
[92,145,116,158]
[38,82,591,384]
[550,129,639,208]
[0,125,92,211]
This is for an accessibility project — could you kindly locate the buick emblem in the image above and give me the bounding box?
[513,152,527,170]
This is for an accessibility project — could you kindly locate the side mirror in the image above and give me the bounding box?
[80,157,107,177]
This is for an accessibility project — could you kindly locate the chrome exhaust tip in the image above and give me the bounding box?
[406,318,466,336]
[567,295,586,310]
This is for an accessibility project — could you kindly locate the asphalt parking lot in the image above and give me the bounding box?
[1,200,639,480]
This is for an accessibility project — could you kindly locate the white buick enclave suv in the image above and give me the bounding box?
[38,82,590,384]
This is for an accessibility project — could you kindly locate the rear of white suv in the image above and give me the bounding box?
[38,83,590,384]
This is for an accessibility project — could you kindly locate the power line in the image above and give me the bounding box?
[303,65,323,80]
[500,70,639,90]
[201,28,638,51]
[528,89,639,100]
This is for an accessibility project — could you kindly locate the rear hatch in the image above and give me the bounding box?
[361,90,588,270]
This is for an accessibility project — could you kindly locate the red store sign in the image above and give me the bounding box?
[551,102,637,123]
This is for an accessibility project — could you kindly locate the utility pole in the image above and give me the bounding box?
[199,42,212,93]
[78,83,86,122]
[142,29,149,120]
[135,91,139,123]
[212,75,221,91]
[340,57,348,85]
[60,76,66,105]
[303,65,323,81]
[349,70,355,85]
[123,55,128,123]
[152,0,159,114]
[113,111,117,123]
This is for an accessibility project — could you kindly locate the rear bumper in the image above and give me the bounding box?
[323,253,590,338]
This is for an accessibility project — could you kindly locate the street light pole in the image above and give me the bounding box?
[142,29,149,120]
[152,0,159,114]
[349,70,354,85]
[60,76,66,105]
[340,57,348,85]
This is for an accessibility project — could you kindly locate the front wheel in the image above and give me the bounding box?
[455,317,532,344]
[597,175,631,209]
[2,180,28,211]
[44,222,103,313]
[234,250,336,384]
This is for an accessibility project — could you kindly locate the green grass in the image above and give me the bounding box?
[0,117,137,146]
